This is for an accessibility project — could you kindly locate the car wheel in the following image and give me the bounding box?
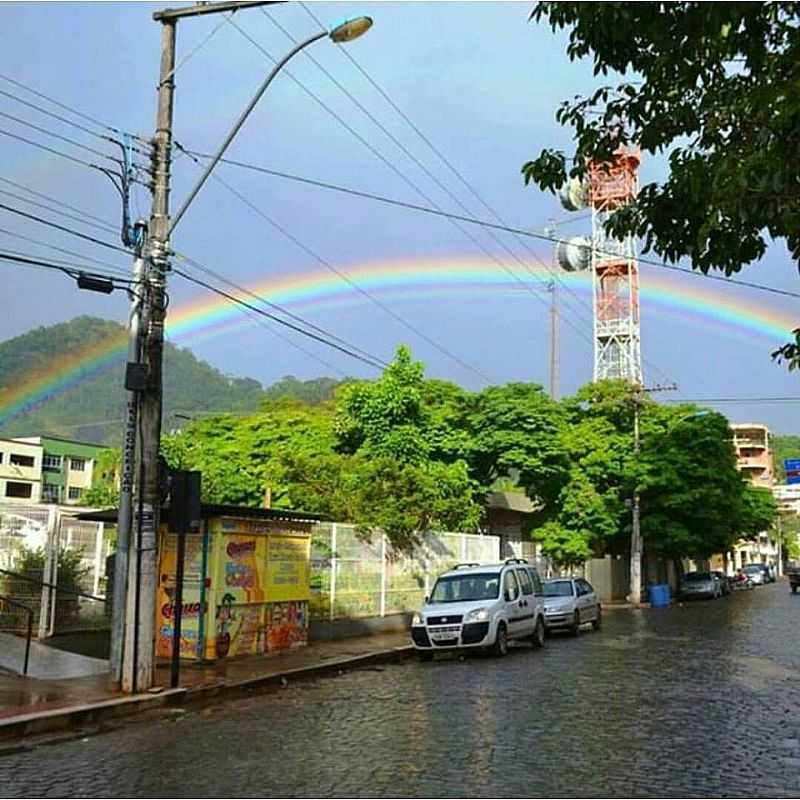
[531,616,545,649]
[417,650,433,663]
[569,611,581,636]
[490,623,508,657]
[591,605,602,630]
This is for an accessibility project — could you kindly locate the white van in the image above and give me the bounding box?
[410,559,546,661]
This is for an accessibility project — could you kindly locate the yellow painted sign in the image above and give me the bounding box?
[266,536,311,601]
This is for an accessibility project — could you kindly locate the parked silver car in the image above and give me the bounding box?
[742,564,767,586]
[679,571,722,599]
[542,577,601,635]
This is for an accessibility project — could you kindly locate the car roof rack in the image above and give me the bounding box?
[504,558,529,565]
[453,562,481,569]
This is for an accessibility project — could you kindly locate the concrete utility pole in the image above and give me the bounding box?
[629,388,643,606]
[122,16,176,694]
[119,0,372,693]
[110,229,147,688]
[628,382,679,607]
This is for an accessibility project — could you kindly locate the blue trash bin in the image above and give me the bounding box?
[649,584,671,608]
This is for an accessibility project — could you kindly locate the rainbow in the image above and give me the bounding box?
[1,256,796,426]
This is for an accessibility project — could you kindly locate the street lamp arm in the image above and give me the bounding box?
[168,29,327,237]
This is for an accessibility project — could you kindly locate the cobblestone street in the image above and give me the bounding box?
[3,583,800,798]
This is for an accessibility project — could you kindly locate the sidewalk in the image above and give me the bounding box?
[0,631,412,744]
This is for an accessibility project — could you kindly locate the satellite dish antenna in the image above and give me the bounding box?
[556,236,592,271]
[557,176,589,211]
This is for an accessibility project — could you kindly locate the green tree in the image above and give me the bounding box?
[522,3,800,365]
[468,382,570,509]
[737,485,779,541]
[82,447,120,507]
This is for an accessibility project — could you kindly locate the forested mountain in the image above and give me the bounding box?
[0,316,335,445]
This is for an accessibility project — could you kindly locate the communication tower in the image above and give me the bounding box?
[556,148,643,384]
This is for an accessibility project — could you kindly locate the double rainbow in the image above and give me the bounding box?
[0,257,796,426]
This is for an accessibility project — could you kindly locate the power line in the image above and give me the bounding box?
[0,225,130,277]
[247,13,597,358]
[0,188,119,236]
[666,397,800,405]
[0,250,135,286]
[173,267,387,371]
[175,249,390,369]
[0,246,127,277]
[293,3,623,373]
[177,146,494,383]
[0,175,120,230]
[0,72,146,143]
[0,126,104,172]
[0,108,120,164]
[185,151,800,302]
[0,203,131,255]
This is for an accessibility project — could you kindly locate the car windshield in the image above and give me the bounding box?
[430,573,500,603]
[543,580,573,597]
[743,566,761,574]
[685,572,712,581]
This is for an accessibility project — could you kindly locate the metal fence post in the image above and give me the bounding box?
[93,522,105,598]
[329,523,337,622]
[380,533,387,618]
[38,505,57,639]
[49,509,62,637]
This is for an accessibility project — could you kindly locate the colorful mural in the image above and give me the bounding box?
[266,601,308,651]
[156,532,206,659]
[158,516,313,661]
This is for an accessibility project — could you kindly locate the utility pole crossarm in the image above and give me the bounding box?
[154,1,284,22]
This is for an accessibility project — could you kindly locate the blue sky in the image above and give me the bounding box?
[2,1,799,434]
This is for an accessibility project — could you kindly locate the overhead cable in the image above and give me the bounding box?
[173,267,387,371]
[0,203,131,255]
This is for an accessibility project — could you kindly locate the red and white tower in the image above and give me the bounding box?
[588,149,642,384]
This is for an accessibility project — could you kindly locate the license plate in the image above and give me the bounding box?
[429,628,459,641]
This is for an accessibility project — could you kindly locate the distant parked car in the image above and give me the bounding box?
[786,563,800,594]
[742,564,766,586]
[542,577,601,635]
[679,571,722,599]
[732,570,754,591]
[711,571,732,595]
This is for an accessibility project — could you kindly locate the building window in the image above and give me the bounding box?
[68,487,82,501]
[5,481,33,499]
[10,453,35,468]
[42,454,62,471]
[42,484,60,503]
[70,458,86,472]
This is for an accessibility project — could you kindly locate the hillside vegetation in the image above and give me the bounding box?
[0,316,343,445]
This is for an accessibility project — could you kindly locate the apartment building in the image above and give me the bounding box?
[731,424,774,487]
[9,436,106,506]
[724,423,779,572]
[0,438,43,503]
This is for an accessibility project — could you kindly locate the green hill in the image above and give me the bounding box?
[0,316,266,445]
[0,316,349,447]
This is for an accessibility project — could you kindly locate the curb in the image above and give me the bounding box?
[0,644,414,748]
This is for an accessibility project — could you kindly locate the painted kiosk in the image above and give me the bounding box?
[156,504,323,663]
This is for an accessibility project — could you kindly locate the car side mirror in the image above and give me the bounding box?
[424,595,429,604]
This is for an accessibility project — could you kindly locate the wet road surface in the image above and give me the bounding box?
[2,582,800,797]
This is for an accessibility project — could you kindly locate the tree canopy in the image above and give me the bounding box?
[522,2,800,365]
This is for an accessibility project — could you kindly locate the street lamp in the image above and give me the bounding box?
[169,15,373,235]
